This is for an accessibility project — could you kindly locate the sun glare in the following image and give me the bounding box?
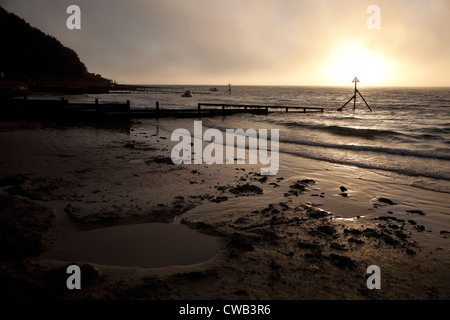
[322,44,396,86]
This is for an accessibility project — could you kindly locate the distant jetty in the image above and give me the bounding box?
[110,86,212,95]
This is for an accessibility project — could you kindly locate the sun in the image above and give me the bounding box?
[322,43,396,86]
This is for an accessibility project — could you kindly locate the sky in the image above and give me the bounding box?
[1,0,449,86]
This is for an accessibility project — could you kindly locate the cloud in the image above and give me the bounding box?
[1,0,449,85]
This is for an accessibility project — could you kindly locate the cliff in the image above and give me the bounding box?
[0,6,113,95]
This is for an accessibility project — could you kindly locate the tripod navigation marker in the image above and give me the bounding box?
[337,77,372,112]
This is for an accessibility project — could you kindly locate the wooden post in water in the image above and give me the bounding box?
[224,83,231,94]
[95,98,100,114]
[337,77,372,112]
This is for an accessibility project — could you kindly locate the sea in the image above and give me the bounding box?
[51,85,450,194]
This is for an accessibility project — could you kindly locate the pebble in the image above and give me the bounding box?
[406,209,425,216]
[378,197,396,205]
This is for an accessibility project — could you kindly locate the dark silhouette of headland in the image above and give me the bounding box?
[0,6,119,97]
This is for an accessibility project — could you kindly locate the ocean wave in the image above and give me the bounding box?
[418,133,442,140]
[202,121,450,161]
[259,118,414,141]
[258,116,450,143]
[423,127,450,134]
[284,122,400,139]
[281,149,450,186]
[278,137,450,161]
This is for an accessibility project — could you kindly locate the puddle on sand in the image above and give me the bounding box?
[40,223,219,268]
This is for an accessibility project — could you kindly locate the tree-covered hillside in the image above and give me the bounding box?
[0,6,91,80]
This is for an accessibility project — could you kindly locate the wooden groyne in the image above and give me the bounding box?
[197,103,324,114]
[1,97,324,120]
[128,103,323,118]
[1,97,130,120]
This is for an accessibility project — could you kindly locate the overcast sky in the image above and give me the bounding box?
[1,0,449,86]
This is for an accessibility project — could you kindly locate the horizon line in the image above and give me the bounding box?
[116,83,450,89]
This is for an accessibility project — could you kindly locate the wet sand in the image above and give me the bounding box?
[0,119,449,299]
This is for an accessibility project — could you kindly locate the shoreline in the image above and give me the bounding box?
[0,118,449,299]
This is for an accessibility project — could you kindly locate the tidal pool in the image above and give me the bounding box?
[40,223,219,268]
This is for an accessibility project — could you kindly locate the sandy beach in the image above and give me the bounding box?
[2,0,450,307]
[0,117,448,300]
